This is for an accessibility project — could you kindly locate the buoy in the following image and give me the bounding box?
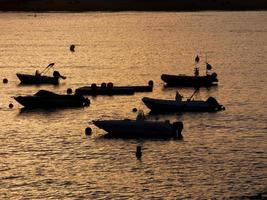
[9,103,13,109]
[3,78,8,84]
[148,80,154,87]
[136,146,142,159]
[91,83,97,89]
[132,108,137,112]
[67,88,73,94]
[101,82,106,88]
[70,44,75,52]
[107,82,113,88]
[85,127,92,136]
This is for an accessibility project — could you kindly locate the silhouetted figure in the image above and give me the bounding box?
[35,70,41,76]
[70,44,75,52]
[136,146,142,159]
[194,67,199,76]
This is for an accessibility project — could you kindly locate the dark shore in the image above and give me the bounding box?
[0,0,266,11]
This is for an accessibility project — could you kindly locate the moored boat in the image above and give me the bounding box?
[14,90,90,108]
[75,81,153,96]
[16,63,66,85]
[142,91,225,113]
[161,73,218,87]
[93,111,183,139]
[161,55,218,87]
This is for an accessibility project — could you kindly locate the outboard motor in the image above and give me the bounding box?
[206,97,224,111]
[211,72,218,82]
[172,121,183,139]
[84,98,90,107]
[53,71,66,80]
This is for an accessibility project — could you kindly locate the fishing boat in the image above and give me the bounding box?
[93,111,183,139]
[16,63,66,85]
[142,90,225,113]
[161,55,218,87]
[14,90,90,108]
[75,81,153,96]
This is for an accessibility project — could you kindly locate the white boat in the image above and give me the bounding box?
[93,111,183,139]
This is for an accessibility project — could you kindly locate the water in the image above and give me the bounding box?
[0,11,266,199]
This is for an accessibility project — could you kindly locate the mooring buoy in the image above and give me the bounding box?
[70,44,75,52]
[132,108,137,112]
[9,103,13,109]
[85,127,92,136]
[67,88,73,94]
[3,78,8,84]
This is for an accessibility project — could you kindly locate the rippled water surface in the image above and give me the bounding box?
[0,11,266,199]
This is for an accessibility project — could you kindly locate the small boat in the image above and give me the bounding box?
[75,81,153,96]
[93,111,183,139]
[161,55,218,87]
[14,90,90,108]
[161,73,218,87]
[16,63,66,85]
[142,91,225,113]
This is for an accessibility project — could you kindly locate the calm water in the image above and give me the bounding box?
[0,11,266,199]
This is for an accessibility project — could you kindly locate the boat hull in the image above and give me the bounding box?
[142,97,224,113]
[14,91,90,108]
[161,74,218,87]
[93,120,183,139]
[75,85,153,96]
[16,73,59,85]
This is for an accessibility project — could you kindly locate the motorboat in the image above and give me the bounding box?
[16,63,66,85]
[75,81,153,96]
[14,90,90,108]
[93,111,183,139]
[142,91,225,113]
[161,55,218,87]
[161,73,218,87]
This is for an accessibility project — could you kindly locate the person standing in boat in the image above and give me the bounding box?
[35,70,41,76]
[175,91,183,102]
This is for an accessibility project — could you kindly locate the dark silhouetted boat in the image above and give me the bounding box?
[75,81,153,96]
[93,111,183,139]
[16,63,66,85]
[14,90,90,108]
[142,91,224,113]
[161,55,218,87]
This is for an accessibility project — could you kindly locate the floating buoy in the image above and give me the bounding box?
[85,127,92,136]
[9,103,13,109]
[107,82,113,88]
[91,83,97,89]
[101,82,106,88]
[67,88,73,94]
[70,44,75,52]
[148,80,154,87]
[132,108,137,112]
[136,146,142,159]
[3,78,8,84]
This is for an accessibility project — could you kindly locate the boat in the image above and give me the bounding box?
[16,63,66,85]
[75,81,153,96]
[14,90,90,108]
[161,55,218,87]
[142,91,225,113]
[93,111,183,139]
